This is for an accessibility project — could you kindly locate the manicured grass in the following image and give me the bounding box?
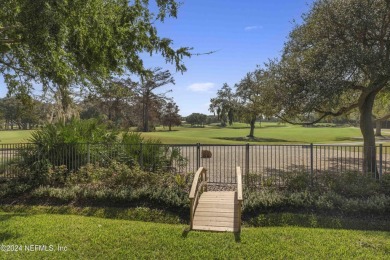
[141,123,366,144]
[0,130,33,143]
[1,123,389,145]
[0,211,389,259]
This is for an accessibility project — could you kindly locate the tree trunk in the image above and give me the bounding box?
[375,120,382,136]
[169,123,172,131]
[247,117,256,138]
[359,92,378,177]
[143,91,150,132]
[143,100,149,132]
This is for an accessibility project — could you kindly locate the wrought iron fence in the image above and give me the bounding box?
[0,143,389,186]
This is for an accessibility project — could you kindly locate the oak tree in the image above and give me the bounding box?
[0,0,190,93]
[271,0,390,175]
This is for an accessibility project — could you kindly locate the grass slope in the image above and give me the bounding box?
[0,211,389,259]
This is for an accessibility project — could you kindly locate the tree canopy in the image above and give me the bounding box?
[0,0,191,93]
[235,69,274,138]
[269,0,390,174]
[209,83,235,127]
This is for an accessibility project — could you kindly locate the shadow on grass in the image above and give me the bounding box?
[181,227,190,238]
[0,204,186,225]
[215,137,290,143]
[0,231,21,241]
[334,137,362,142]
[154,130,179,132]
[244,212,390,232]
[0,212,29,222]
[234,232,241,243]
[181,227,242,242]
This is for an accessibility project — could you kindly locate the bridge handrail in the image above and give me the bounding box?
[236,166,243,232]
[189,167,207,229]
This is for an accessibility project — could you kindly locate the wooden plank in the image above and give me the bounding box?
[192,225,238,232]
[200,195,235,200]
[200,197,235,201]
[193,220,239,228]
[197,202,236,207]
[236,167,243,201]
[199,200,234,203]
[202,191,235,195]
[195,207,235,213]
[199,202,236,206]
[201,191,235,197]
[194,211,237,218]
[200,196,235,200]
[194,216,238,222]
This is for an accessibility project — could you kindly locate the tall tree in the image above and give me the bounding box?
[81,78,135,128]
[235,69,274,138]
[0,94,42,129]
[186,113,208,127]
[0,0,191,94]
[133,68,174,132]
[161,101,181,131]
[372,90,390,136]
[270,0,390,176]
[209,83,235,127]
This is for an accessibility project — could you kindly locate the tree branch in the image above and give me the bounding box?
[314,102,359,117]
[0,58,36,78]
[374,112,390,122]
[0,39,20,44]
[0,25,21,33]
[277,102,359,126]
[190,49,220,56]
[276,114,329,126]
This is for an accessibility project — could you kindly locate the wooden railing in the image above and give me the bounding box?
[189,167,207,230]
[236,166,243,232]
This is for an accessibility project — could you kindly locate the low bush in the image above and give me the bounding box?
[201,150,212,158]
[317,171,381,198]
[69,161,155,189]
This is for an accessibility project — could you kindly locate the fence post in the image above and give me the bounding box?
[245,143,250,183]
[196,143,201,169]
[379,144,383,179]
[139,142,143,169]
[310,143,314,186]
[87,143,90,164]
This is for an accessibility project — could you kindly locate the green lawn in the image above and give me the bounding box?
[1,123,388,145]
[0,130,33,143]
[0,211,389,259]
[141,123,365,144]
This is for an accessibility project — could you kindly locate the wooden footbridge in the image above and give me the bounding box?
[189,167,243,232]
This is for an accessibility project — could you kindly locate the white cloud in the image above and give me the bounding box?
[244,25,262,31]
[187,82,215,92]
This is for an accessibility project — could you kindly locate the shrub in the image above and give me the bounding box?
[120,132,188,173]
[15,119,119,186]
[201,150,212,158]
[69,161,155,189]
[380,173,390,196]
[317,171,381,198]
[282,170,310,192]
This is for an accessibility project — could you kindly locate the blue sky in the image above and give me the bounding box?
[0,0,315,117]
[142,0,315,116]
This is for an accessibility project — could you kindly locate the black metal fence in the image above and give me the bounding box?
[1,143,389,186]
